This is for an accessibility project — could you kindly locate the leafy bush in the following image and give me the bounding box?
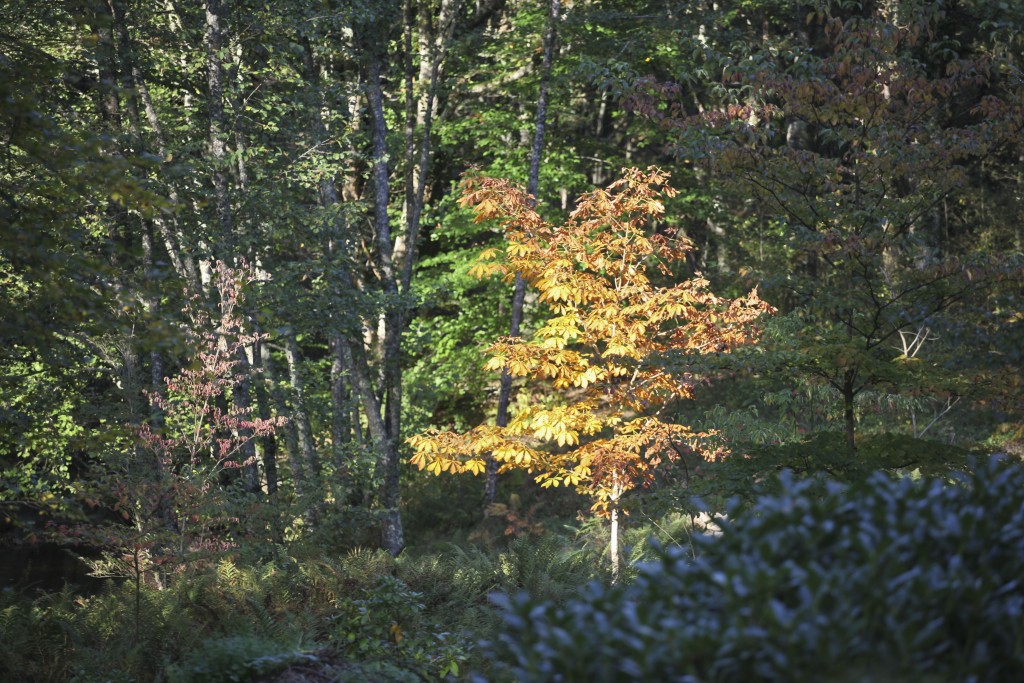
[483,457,1024,682]
[165,634,317,683]
[329,575,472,679]
[678,431,976,513]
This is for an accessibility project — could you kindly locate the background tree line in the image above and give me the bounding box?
[2,0,1022,572]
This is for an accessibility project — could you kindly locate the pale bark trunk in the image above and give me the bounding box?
[251,336,279,495]
[610,505,620,584]
[131,46,200,289]
[204,0,233,254]
[395,0,459,284]
[331,334,353,483]
[842,373,858,457]
[232,344,260,492]
[609,475,622,584]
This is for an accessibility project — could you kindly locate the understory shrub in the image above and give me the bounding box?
[165,634,318,683]
[484,456,1024,682]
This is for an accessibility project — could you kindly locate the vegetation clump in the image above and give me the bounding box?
[484,457,1024,682]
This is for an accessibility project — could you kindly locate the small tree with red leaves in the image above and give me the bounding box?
[77,261,284,587]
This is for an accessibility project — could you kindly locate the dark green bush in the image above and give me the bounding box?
[483,457,1024,682]
[165,634,318,683]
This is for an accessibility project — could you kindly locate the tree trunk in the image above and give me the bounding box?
[486,0,560,505]
[203,1,263,492]
[282,326,322,519]
[251,336,278,495]
[232,344,260,492]
[341,332,403,553]
[842,373,858,457]
[609,505,620,584]
[260,339,303,496]
[204,0,233,255]
[367,46,405,556]
[300,41,358,499]
[100,0,179,537]
[331,333,353,485]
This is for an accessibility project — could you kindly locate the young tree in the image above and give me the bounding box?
[408,168,772,579]
[131,262,284,552]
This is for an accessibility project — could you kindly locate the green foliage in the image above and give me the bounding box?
[0,581,201,683]
[166,635,318,683]
[0,546,493,682]
[686,431,976,510]
[484,456,1024,682]
[493,533,598,600]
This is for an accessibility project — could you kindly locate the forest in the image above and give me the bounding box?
[2,0,1023,680]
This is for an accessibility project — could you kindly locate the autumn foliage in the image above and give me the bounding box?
[408,168,773,516]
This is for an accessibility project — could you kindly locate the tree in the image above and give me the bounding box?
[408,167,772,579]
[87,262,283,562]
[629,1,1024,455]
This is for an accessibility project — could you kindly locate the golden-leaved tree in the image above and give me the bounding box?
[408,167,773,578]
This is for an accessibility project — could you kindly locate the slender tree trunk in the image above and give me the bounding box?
[842,373,858,457]
[204,0,233,255]
[609,506,620,583]
[111,0,166,427]
[300,41,365,504]
[609,474,623,583]
[486,0,561,505]
[343,331,402,551]
[331,335,353,482]
[367,46,405,556]
[119,0,199,290]
[232,345,260,492]
[395,0,457,286]
[251,336,278,495]
[203,1,264,491]
[141,223,164,427]
[130,52,200,290]
[282,326,321,518]
[261,340,303,495]
[100,0,179,538]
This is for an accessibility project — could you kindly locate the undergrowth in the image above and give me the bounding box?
[0,521,620,682]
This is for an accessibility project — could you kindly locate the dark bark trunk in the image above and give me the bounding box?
[261,339,303,495]
[282,326,321,519]
[301,42,358,498]
[366,45,405,556]
[486,0,560,506]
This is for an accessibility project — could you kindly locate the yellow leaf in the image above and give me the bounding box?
[473,198,497,222]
